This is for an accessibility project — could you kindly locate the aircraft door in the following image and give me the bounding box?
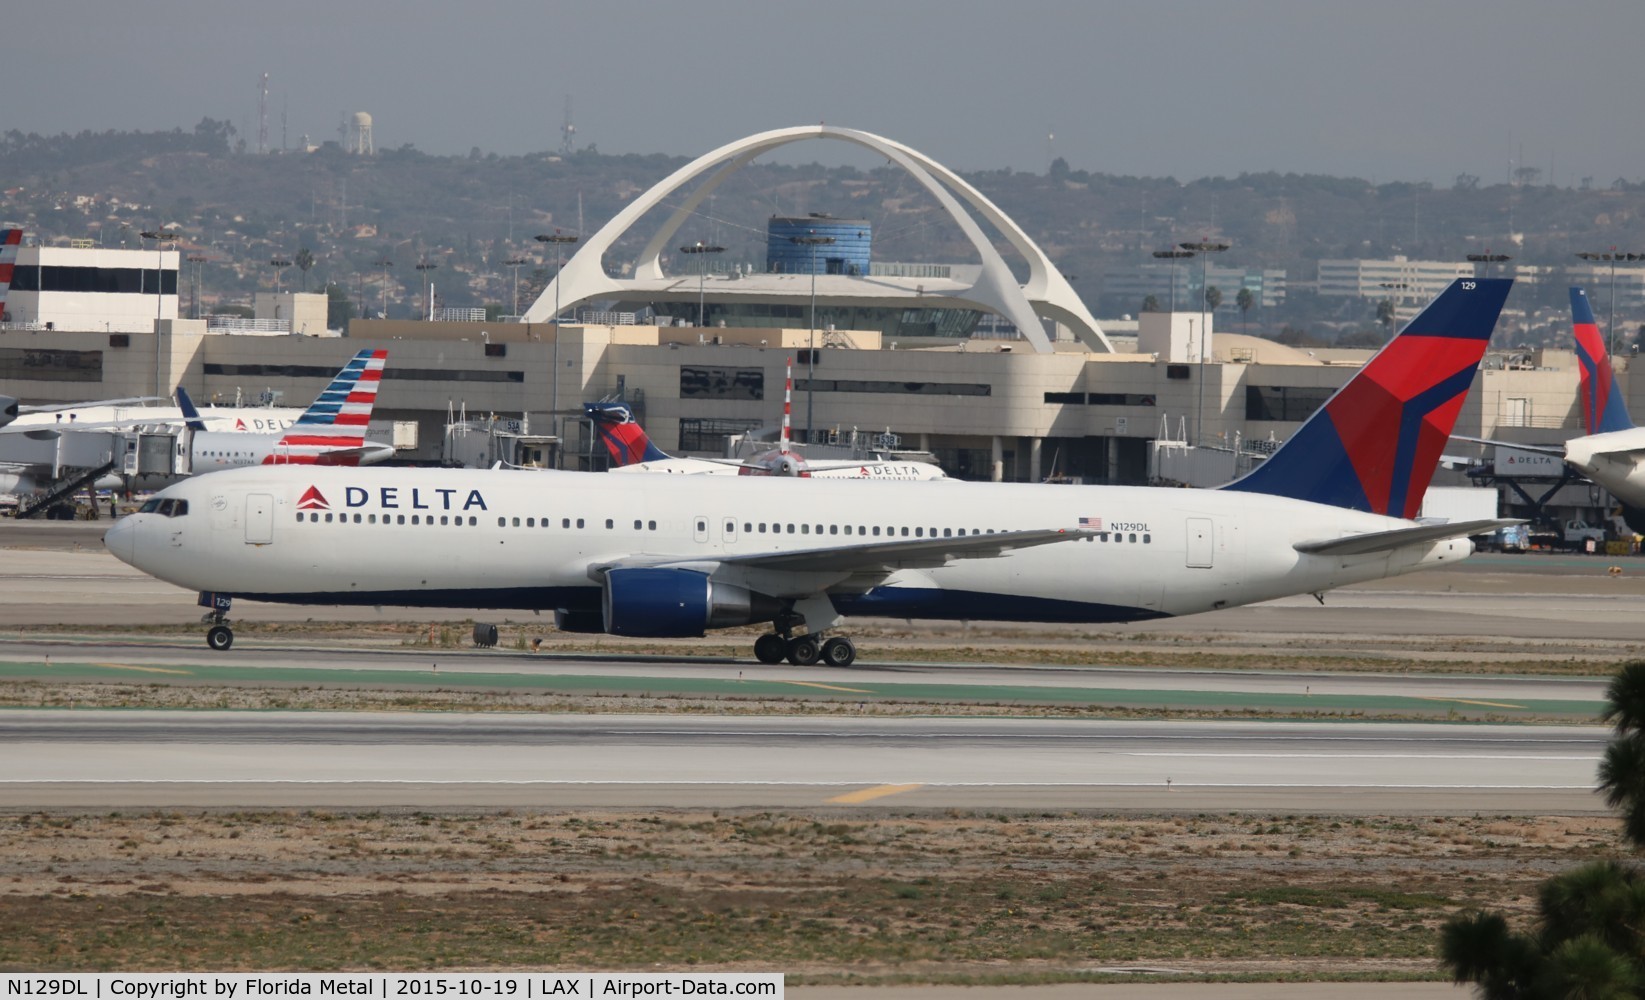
[245,493,274,544]
[1186,517,1213,569]
[722,517,738,543]
[694,516,709,543]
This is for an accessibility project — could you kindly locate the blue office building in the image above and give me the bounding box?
[765,216,872,276]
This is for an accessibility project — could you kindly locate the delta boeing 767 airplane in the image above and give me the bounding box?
[105,279,1515,665]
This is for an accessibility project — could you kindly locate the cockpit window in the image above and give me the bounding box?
[139,498,188,517]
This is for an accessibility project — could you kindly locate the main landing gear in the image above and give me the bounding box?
[752,618,857,667]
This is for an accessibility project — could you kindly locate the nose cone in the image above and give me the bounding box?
[104,515,137,566]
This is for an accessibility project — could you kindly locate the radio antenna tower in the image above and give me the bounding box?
[257,72,270,154]
[560,96,576,155]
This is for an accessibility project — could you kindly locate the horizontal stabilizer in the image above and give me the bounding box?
[1450,434,1565,457]
[1295,518,1523,556]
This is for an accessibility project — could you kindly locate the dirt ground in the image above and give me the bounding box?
[0,808,1623,981]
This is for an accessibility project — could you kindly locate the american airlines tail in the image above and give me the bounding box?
[586,402,672,466]
[1571,286,1634,435]
[1226,277,1513,518]
[270,348,389,465]
[0,228,22,320]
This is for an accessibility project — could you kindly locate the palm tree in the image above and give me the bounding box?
[1141,294,1160,313]
[1204,285,1222,313]
[1236,287,1254,335]
[1375,298,1397,341]
[295,247,315,293]
[1440,661,1645,995]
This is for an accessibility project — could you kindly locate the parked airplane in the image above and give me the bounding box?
[105,279,1514,662]
[177,349,393,469]
[0,396,16,429]
[588,362,946,480]
[1462,287,1645,532]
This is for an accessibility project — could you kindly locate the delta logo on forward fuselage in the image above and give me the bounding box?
[298,484,490,512]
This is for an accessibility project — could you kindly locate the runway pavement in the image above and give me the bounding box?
[2,710,1608,813]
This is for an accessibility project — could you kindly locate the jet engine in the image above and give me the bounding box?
[602,567,781,637]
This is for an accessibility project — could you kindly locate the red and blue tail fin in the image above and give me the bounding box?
[585,402,671,466]
[267,348,388,465]
[0,229,22,320]
[1225,277,1512,518]
[1571,286,1633,435]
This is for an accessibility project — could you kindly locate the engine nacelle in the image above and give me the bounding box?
[602,568,781,637]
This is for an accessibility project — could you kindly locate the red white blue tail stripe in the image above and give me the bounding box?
[269,349,387,465]
[0,229,22,319]
[1570,287,1633,435]
[1226,278,1512,518]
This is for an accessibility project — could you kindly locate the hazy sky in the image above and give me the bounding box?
[11,0,1644,185]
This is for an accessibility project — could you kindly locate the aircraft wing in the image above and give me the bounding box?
[1450,434,1565,457]
[19,397,169,413]
[1294,518,1523,557]
[593,527,1094,579]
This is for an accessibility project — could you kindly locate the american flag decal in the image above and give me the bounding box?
[1078,516,1103,530]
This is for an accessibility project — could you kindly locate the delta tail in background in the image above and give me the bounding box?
[177,349,393,469]
[106,279,1515,662]
[588,361,946,481]
[1460,287,1645,533]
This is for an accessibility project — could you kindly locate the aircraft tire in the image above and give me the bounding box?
[753,634,787,664]
[786,636,822,666]
[821,637,856,667]
[206,625,234,652]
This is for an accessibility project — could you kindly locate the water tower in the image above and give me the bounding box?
[346,112,374,155]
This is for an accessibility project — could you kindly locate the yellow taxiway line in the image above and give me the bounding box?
[827,783,924,804]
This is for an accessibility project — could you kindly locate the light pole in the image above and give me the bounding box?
[536,232,581,427]
[789,234,835,444]
[1179,240,1229,447]
[679,241,725,327]
[268,257,292,296]
[1575,250,1644,356]
[415,260,439,320]
[504,257,527,318]
[1150,249,1194,314]
[1466,252,1511,278]
[141,230,177,397]
[372,259,393,319]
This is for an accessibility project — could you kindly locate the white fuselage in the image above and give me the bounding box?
[608,456,947,480]
[1562,427,1645,507]
[5,404,303,436]
[187,430,394,471]
[105,466,1471,625]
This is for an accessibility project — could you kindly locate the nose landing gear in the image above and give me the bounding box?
[198,592,235,651]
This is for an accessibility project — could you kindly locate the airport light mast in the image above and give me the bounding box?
[536,232,581,429]
[1179,240,1229,447]
[679,242,725,328]
[789,233,835,444]
[415,260,439,321]
[1575,249,1644,356]
[142,230,178,397]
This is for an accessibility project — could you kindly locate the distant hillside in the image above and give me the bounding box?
[4,122,1643,341]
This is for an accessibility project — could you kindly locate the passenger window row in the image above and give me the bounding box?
[292,511,1149,544]
[296,512,478,526]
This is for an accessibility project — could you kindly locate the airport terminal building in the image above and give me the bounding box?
[0,126,1627,521]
